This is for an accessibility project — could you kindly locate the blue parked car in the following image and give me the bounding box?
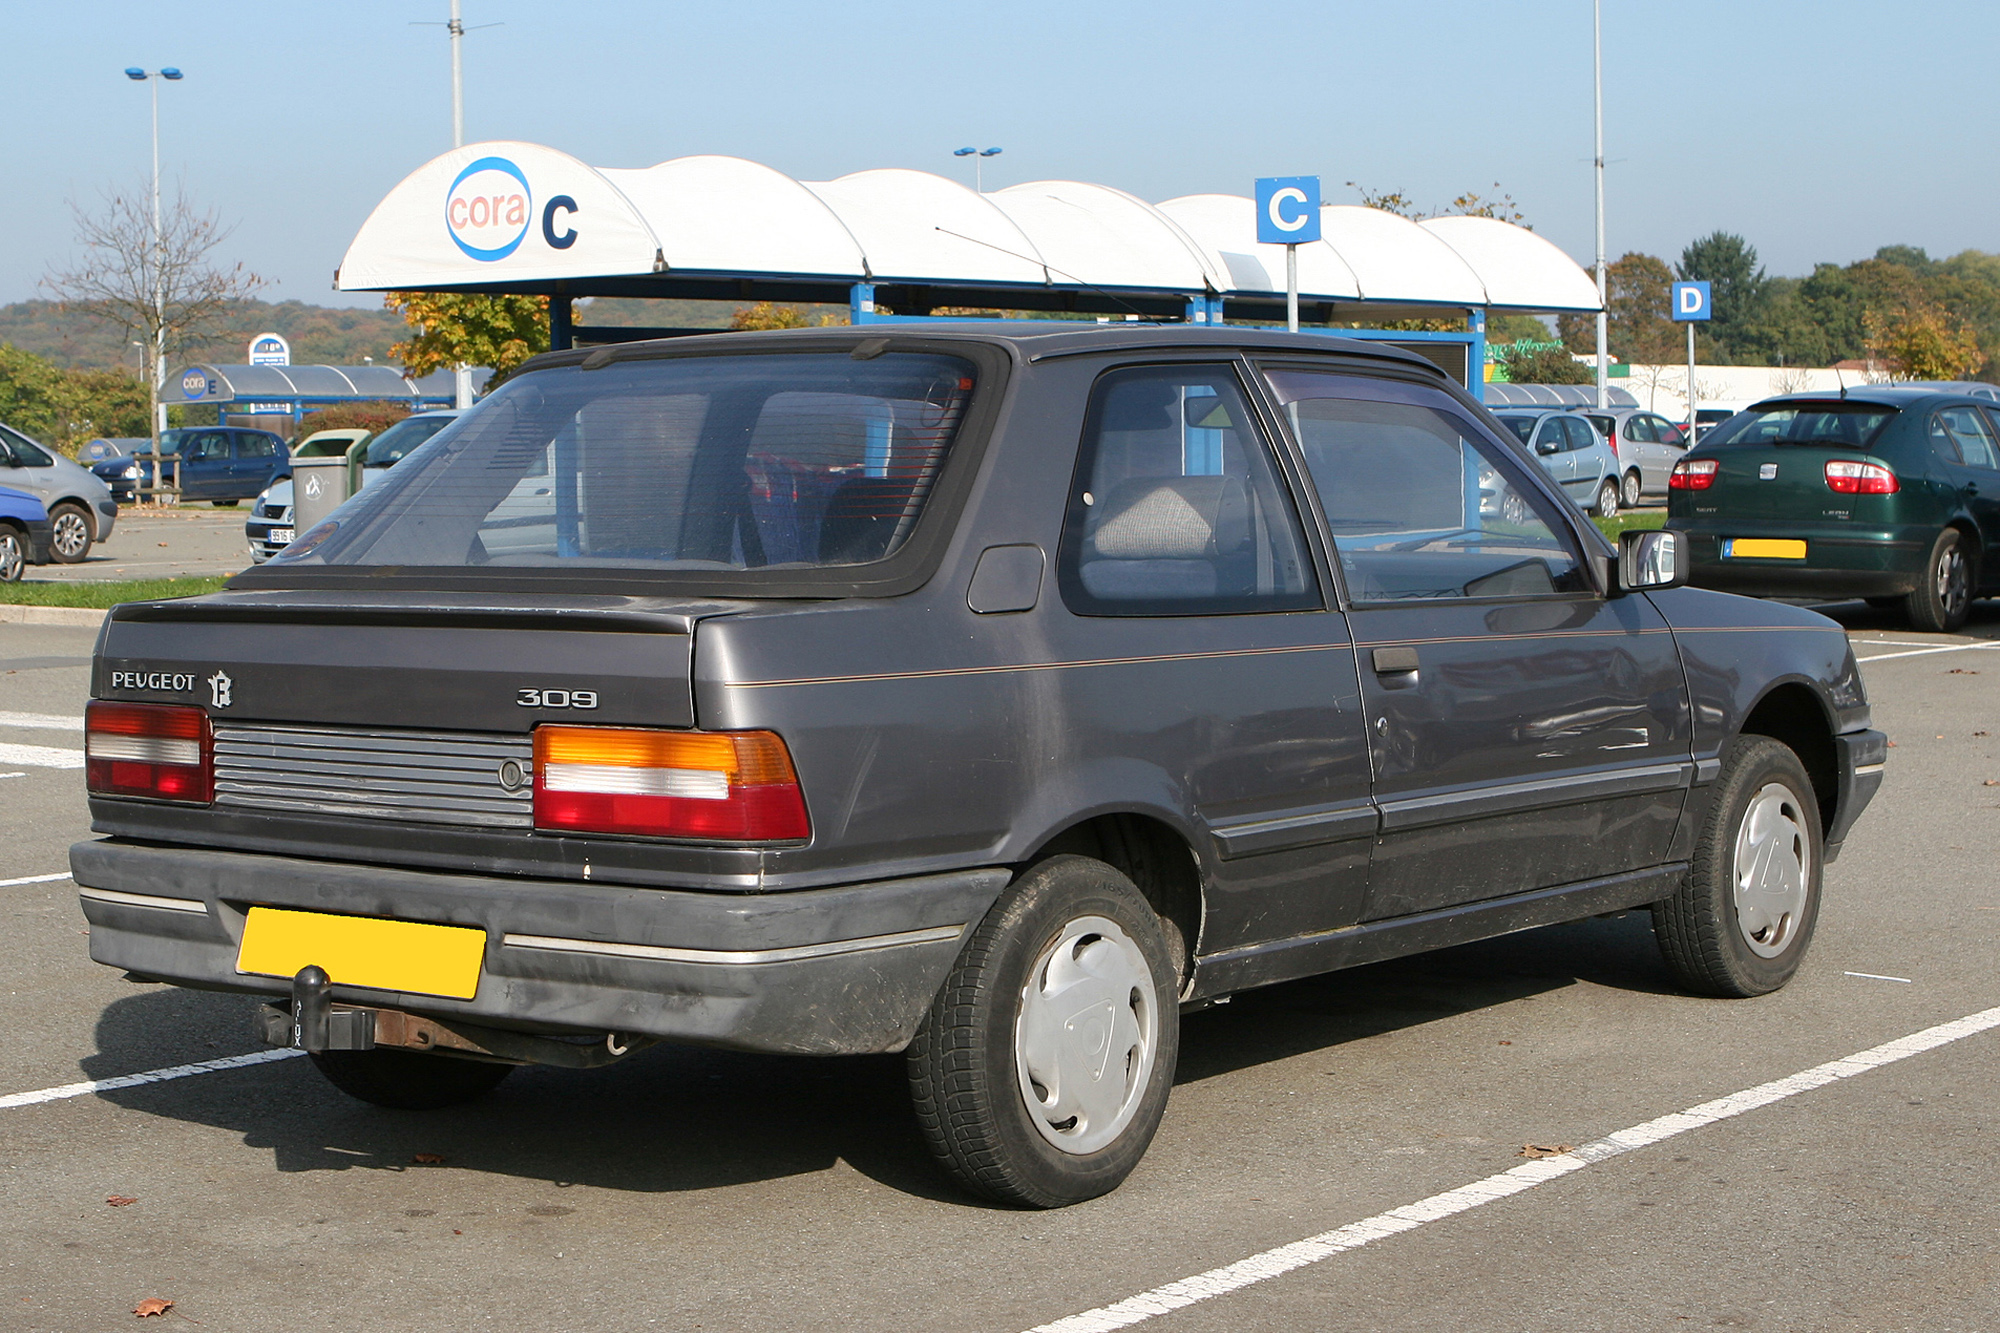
[0,484,53,581]
[92,426,291,505]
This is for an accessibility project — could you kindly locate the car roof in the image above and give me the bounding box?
[518,323,1448,380]
[1746,386,1993,412]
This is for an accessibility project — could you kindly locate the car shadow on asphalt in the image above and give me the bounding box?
[76,912,1676,1206]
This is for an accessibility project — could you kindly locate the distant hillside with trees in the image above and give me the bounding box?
[0,298,411,372]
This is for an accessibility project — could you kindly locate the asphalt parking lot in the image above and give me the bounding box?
[2,601,1997,1331]
[28,506,253,583]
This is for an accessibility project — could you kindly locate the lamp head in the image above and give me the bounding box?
[124,67,147,80]
[981,147,1002,157]
[161,68,183,80]
[953,147,975,157]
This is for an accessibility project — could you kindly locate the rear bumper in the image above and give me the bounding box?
[1675,525,1929,598]
[71,839,1007,1056]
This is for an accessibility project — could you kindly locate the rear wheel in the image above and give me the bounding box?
[0,527,24,582]
[309,1049,513,1109]
[907,855,1179,1208]
[1653,736,1822,997]
[1621,470,1642,509]
[1593,478,1620,518]
[46,502,92,564]
[1905,528,1971,633]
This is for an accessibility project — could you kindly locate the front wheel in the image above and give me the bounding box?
[47,502,92,563]
[309,1048,513,1109]
[0,527,24,581]
[1621,470,1642,509]
[1652,736,1823,997]
[1905,528,1971,633]
[907,855,1179,1208]
[1593,478,1620,518]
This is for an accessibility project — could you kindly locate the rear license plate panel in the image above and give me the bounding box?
[1723,538,1807,559]
[236,906,484,999]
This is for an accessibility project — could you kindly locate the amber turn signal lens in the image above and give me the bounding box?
[532,726,809,842]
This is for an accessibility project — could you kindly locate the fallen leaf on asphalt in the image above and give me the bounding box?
[1887,740,1898,747]
[1948,668,1979,675]
[106,1196,138,1207]
[134,1297,173,1317]
[1985,780,1998,787]
[1519,1144,1574,1159]
[156,542,168,548]
[1975,731,1991,737]
[1497,1040,1512,1046]
[412,1152,446,1165]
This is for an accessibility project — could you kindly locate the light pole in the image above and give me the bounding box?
[1591,0,1608,409]
[125,65,182,441]
[953,146,1002,193]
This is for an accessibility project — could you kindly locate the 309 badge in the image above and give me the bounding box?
[516,689,598,709]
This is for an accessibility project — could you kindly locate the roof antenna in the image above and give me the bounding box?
[1834,365,1847,398]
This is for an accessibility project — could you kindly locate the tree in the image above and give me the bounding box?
[1677,232,1771,361]
[729,302,847,331]
[384,291,549,384]
[0,343,150,453]
[1866,298,1985,381]
[42,182,266,443]
[1496,343,1592,385]
[1346,182,1529,227]
[1559,252,1680,363]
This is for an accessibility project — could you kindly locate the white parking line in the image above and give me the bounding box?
[1854,642,2000,663]
[0,742,85,770]
[0,872,72,888]
[0,1048,305,1111]
[0,711,85,732]
[1025,1003,2000,1333]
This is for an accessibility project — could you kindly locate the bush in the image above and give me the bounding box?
[1497,342,1593,385]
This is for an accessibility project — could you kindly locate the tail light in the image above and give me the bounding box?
[1824,459,1899,495]
[85,702,213,803]
[533,726,810,842]
[1669,458,1719,490]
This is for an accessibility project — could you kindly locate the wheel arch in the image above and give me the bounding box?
[1023,811,1205,993]
[1738,679,1839,836]
[48,495,99,538]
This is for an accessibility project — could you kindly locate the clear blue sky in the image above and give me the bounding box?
[9,0,1997,309]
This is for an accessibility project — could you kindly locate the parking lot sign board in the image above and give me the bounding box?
[1671,280,1712,322]
[1255,177,1321,245]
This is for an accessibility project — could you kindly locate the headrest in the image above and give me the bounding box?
[1088,476,1248,560]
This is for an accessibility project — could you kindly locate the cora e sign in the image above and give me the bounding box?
[445,156,534,261]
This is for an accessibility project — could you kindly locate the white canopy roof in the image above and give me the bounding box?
[336,141,1600,312]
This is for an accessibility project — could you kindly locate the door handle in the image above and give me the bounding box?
[1371,646,1419,674]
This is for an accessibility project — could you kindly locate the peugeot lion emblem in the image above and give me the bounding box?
[207,670,233,710]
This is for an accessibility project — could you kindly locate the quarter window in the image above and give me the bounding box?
[1263,371,1591,603]
[238,434,280,459]
[1937,407,2000,470]
[1059,365,1318,616]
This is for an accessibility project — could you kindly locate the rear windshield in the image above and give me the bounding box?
[364,414,458,468]
[261,352,977,577]
[1493,414,1536,444]
[1700,402,1895,450]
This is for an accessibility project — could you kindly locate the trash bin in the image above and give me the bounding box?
[291,456,353,534]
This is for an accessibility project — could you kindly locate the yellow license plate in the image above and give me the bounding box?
[236,907,485,1000]
[1724,538,1807,559]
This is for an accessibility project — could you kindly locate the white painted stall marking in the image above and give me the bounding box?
[0,741,85,769]
[1854,643,2000,663]
[0,1049,306,1111]
[0,710,85,732]
[1024,1003,2000,1333]
[0,872,72,888]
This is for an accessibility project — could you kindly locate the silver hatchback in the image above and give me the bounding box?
[0,422,118,563]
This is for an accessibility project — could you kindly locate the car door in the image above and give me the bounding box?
[1941,407,2000,586]
[1049,360,1376,970]
[1530,417,1573,491]
[0,426,60,507]
[1257,368,1692,920]
[173,432,224,498]
[232,431,282,498]
[1560,417,1601,498]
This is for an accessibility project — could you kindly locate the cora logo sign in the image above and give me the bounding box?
[180,370,208,399]
[445,156,533,262]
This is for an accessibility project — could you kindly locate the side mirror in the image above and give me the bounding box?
[1617,528,1686,592]
[1535,438,1559,455]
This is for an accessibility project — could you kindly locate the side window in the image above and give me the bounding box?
[1651,416,1686,447]
[238,434,279,460]
[1939,407,2000,470]
[186,432,229,462]
[1264,370,1592,603]
[1562,418,1596,452]
[1628,416,1658,444]
[3,428,54,467]
[1532,418,1564,454]
[1059,365,1319,616]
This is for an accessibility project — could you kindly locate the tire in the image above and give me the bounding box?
[1652,736,1823,998]
[211,499,240,508]
[1621,470,1642,510]
[907,855,1179,1208]
[46,502,92,564]
[0,527,23,582]
[1904,528,1971,633]
[1593,478,1620,519]
[308,1048,513,1110]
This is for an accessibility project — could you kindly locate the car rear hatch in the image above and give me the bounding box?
[87,589,757,883]
[1689,444,1879,523]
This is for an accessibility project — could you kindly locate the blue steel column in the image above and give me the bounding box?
[850,282,877,325]
[1468,307,1487,403]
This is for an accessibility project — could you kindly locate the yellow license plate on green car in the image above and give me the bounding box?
[236,907,485,999]
[1723,538,1807,559]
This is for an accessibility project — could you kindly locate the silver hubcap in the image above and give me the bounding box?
[1014,915,1158,1155]
[1733,782,1810,958]
[1937,543,1968,616]
[1599,483,1617,517]
[1623,473,1640,506]
[0,534,20,580]
[52,511,90,558]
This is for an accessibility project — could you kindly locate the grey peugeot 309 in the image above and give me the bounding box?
[74,326,1883,1208]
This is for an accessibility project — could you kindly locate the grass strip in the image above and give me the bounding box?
[1593,511,1667,540]
[0,576,231,608]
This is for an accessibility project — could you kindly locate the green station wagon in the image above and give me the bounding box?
[1668,387,2000,631]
